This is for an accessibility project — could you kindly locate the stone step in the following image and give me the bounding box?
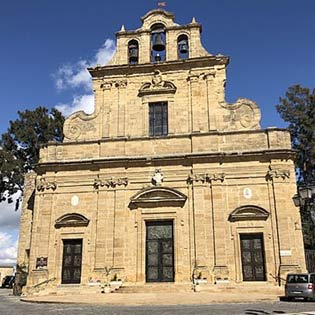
[116,283,193,293]
[199,284,283,294]
[25,282,284,296]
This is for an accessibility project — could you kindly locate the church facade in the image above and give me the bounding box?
[17,9,306,293]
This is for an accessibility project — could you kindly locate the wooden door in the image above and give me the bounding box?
[62,239,82,284]
[240,233,266,281]
[146,221,174,282]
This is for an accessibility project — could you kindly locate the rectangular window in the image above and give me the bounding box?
[149,102,168,136]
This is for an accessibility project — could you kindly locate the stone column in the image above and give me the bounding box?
[266,165,307,284]
[204,71,217,131]
[187,74,200,133]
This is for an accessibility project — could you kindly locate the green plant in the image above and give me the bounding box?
[13,263,28,296]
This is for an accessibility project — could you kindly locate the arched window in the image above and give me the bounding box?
[128,39,139,64]
[177,34,189,60]
[151,23,166,63]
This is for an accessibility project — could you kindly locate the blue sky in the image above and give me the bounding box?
[0,0,315,264]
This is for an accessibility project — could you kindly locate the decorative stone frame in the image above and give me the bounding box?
[228,205,269,222]
[55,213,90,229]
[137,70,177,136]
[53,213,90,285]
[139,213,178,283]
[228,205,275,283]
[139,95,176,137]
[129,186,187,208]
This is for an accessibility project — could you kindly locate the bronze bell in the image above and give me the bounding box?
[129,44,138,63]
[152,33,165,51]
[178,39,188,54]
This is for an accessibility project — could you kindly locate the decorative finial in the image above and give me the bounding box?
[158,2,167,7]
[191,17,196,23]
[120,24,125,32]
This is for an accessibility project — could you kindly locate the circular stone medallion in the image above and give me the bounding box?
[243,188,252,199]
[71,195,79,206]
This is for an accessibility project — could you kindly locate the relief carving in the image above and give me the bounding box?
[266,167,290,181]
[63,108,99,141]
[187,173,225,184]
[138,70,176,96]
[221,98,261,131]
[94,177,128,189]
[36,177,57,192]
[187,74,200,83]
[187,70,215,82]
[114,80,127,88]
[202,71,216,80]
[100,81,112,90]
[101,79,127,90]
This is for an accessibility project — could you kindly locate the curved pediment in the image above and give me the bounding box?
[130,187,187,208]
[138,70,176,96]
[55,213,90,228]
[228,205,269,222]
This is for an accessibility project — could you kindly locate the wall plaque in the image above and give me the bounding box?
[36,257,48,269]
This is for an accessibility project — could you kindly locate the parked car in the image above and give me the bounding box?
[1,275,15,288]
[285,273,315,301]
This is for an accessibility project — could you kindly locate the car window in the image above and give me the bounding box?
[310,275,315,283]
[287,274,309,283]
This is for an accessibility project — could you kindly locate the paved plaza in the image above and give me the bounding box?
[1,289,315,315]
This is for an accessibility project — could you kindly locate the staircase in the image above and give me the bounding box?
[118,282,283,295]
[116,282,193,293]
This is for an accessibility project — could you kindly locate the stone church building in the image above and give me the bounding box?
[18,9,306,293]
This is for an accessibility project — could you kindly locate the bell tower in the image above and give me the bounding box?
[20,8,305,292]
[63,9,261,143]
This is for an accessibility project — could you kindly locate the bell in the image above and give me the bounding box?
[129,44,138,63]
[152,33,165,51]
[178,39,188,54]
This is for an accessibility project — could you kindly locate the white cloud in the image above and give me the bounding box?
[94,39,116,65]
[0,194,21,265]
[54,39,115,92]
[0,201,20,230]
[55,94,95,117]
[0,231,18,265]
[54,38,115,117]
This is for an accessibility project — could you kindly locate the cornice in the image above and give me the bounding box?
[88,56,229,78]
[44,127,290,147]
[36,149,296,171]
[116,23,201,37]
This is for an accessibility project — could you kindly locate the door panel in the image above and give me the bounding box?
[146,221,174,282]
[240,233,266,281]
[62,239,82,284]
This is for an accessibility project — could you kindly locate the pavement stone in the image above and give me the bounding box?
[21,291,281,306]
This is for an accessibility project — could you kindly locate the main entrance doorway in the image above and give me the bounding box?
[61,239,82,284]
[146,221,174,282]
[240,233,266,281]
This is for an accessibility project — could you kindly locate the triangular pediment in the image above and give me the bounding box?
[228,205,269,222]
[55,213,90,228]
[130,187,187,208]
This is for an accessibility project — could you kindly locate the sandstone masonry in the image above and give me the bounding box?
[17,9,306,294]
